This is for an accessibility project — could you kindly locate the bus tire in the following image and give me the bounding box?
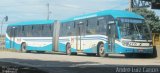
[151,46,157,58]
[66,43,77,55]
[66,43,71,55]
[97,43,107,57]
[21,43,27,53]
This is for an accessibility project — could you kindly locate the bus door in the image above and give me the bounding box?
[107,16,116,53]
[76,20,86,51]
[10,26,16,48]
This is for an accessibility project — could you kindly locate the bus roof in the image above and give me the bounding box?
[8,20,54,26]
[62,10,144,22]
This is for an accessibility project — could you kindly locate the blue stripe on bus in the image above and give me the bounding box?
[5,38,21,50]
[6,36,153,54]
[59,36,108,42]
[114,43,153,54]
[5,37,76,53]
[83,43,153,54]
[62,10,144,23]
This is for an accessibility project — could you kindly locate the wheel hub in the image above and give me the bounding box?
[66,44,71,54]
[100,47,104,54]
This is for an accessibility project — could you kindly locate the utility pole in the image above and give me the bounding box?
[1,16,8,45]
[129,0,133,12]
[47,3,50,20]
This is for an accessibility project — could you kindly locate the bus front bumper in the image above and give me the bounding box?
[116,45,153,54]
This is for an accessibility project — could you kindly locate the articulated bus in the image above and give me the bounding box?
[5,10,154,57]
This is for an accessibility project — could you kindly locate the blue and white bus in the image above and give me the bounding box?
[5,10,154,57]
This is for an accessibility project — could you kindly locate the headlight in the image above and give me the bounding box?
[121,41,129,46]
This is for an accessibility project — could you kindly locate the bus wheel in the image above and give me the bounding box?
[66,43,71,55]
[97,43,107,57]
[21,43,27,53]
[152,46,157,58]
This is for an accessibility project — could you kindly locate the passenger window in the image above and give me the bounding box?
[98,19,107,35]
[75,20,87,36]
[86,18,98,35]
[42,24,52,37]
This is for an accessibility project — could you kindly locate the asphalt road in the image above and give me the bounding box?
[0,52,160,66]
[0,51,160,73]
[0,61,47,73]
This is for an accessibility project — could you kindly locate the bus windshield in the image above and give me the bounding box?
[119,18,151,40]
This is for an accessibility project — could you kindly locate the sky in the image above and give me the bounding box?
[0,0,160,34]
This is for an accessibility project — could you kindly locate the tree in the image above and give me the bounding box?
[128,8,160,33]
